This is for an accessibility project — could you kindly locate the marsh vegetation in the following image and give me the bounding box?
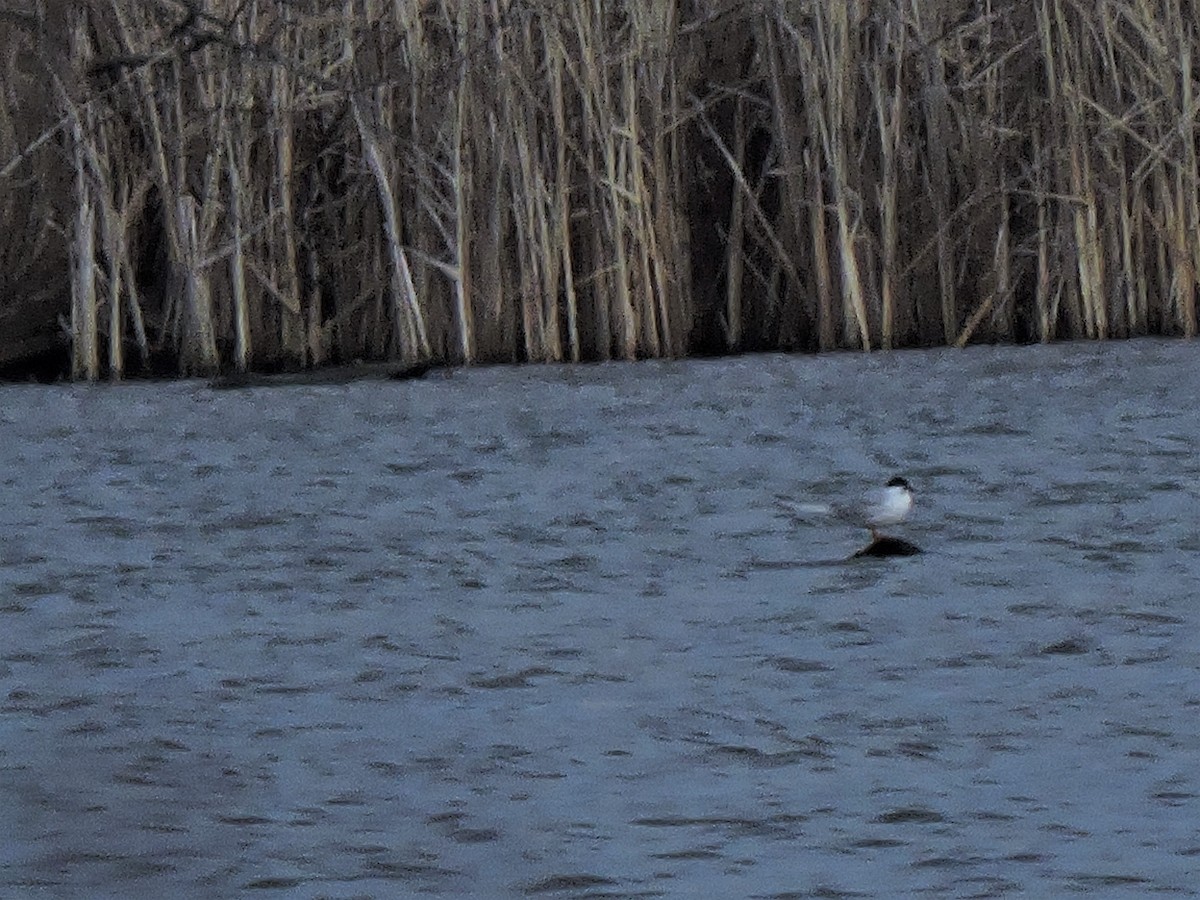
[3,0,1199,378]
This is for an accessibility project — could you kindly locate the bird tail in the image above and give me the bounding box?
[776,498,835,521]
[790,502,834,516]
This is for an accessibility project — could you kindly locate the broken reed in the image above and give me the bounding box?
[3,0,1200,379]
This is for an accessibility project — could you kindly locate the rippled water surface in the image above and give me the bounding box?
[4,340,1200,898]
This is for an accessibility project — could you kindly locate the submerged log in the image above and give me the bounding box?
[851,535,923,559]
[209,359,435,389]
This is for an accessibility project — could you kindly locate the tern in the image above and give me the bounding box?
[865,476,914,540]
[783,476,915,540]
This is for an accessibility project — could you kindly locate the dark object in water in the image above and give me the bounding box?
[387,360,433,381]
[210,360,434,389]
[851,535,922,559]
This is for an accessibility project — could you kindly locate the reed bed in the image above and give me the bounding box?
[3,0,1200,378]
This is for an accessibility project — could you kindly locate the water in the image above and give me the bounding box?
[2,339,1200,898]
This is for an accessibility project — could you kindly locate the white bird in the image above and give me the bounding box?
[864,476,914,539]
[782,476,915,539]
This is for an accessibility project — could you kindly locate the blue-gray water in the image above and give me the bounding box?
[3,340,1200,898]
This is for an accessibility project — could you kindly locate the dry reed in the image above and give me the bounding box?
[3,0,1200,379]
